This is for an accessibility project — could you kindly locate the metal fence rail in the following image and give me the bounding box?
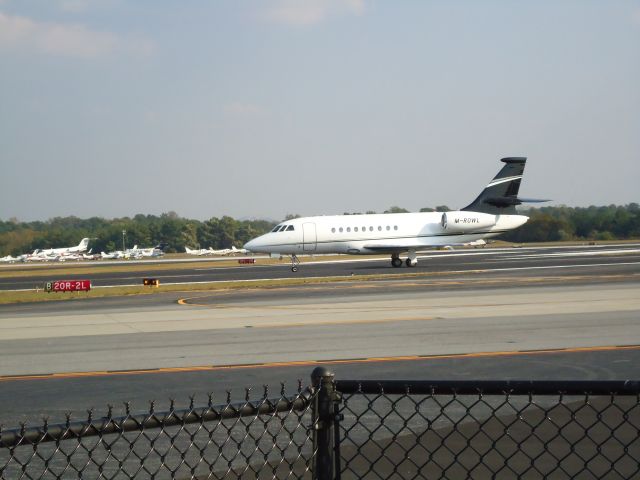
[1,369,639,479]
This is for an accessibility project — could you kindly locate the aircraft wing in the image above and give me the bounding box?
[363,243,432,253]
[363,241,483,253]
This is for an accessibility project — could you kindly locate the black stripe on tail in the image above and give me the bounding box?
[462,157,526,215]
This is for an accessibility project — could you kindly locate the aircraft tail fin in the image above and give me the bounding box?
[462,157,528,215]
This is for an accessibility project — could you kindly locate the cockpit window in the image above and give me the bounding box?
[271,225,282,232]
[286,225,294,231]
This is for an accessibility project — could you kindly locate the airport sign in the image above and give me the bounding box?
[45,279,91,292]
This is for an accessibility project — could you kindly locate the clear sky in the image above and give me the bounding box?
[1,0,639,222]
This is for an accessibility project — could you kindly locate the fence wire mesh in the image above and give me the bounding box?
[1,373,639,480]
[337,384,640,480]
[0,385,317,480]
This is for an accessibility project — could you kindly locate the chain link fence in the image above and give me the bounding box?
[334,379,640,479]
[1,369,638,479]
[0,384,318,479]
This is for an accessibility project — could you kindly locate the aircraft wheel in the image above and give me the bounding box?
[391,258,402,268]
[405,258,416,267]
[291,266,298,272]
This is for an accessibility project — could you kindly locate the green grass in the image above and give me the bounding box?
[0,272,435,305]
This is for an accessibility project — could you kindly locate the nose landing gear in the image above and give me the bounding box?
[290,254,300,272]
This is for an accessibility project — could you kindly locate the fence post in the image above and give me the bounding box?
[312,366,336,480]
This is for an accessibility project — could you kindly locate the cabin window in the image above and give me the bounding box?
[394,225,398,231]
[386,226,390,231]
[286,225,294,231]
[362,226,366,231]
[369,226,373,232]
[354,227,358,232]
[339,227,343,233]
[331,228,336,233]
[378,226,382,231]
[347,227,351,232]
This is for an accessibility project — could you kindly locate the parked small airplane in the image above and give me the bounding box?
[185,247,212,256]
[140,246,165,257]
[0,255,18,263]
[24,253,55,262]
[244,157,547,271]
[210,246,248,255]
[39,238,90,256]
[440,239,487,250]
[100,251,123,260]
[186,245,249,256]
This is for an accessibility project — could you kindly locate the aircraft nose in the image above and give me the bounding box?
[243,239,256,252]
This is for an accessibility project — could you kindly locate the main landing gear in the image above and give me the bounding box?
[391,252,417,268]
[290,254,300,272]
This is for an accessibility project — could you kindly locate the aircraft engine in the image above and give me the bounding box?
[440,211,496,233]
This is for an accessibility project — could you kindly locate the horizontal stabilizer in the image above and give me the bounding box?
[517,198,551,203]
[484,197,551,208]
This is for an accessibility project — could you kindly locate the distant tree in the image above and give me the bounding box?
[419,207,435,212]
[180,222,199,250]
[384,206,409,214]
[435,205,450,212]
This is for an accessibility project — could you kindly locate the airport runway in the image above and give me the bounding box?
[1,348,638,428]
[0,243,639,290]
[0,244,638,428]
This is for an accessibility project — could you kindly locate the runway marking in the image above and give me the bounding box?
[3,255,640,293]
[1,345,638,383]
[176,272,639,307]
[247,316,436,328]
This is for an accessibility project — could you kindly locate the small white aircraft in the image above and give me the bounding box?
[244,157,547,271]
[38,238,90,256]
[440,239,487,250]
[185,247,212,256]
[53,253,82,262]
[25,253,56,262]
[100,251,124,260]
[186,245,249,256]
[0,255,18,263]
[140,246,164,257]
[209,246,248,255]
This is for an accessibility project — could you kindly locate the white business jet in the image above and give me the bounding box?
[244,158,546,271]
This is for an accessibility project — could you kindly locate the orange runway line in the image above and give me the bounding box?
[0,345,638,383]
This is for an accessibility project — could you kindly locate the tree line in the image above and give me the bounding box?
[0,204,638,256]
[0,212,274,256]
